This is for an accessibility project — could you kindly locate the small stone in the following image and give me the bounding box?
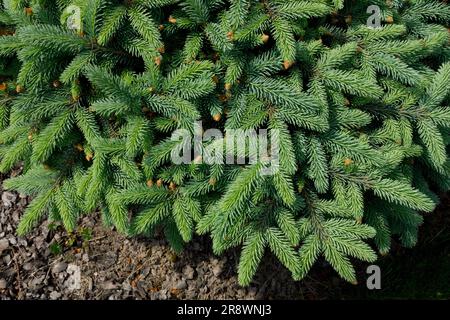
[82,253,89,262]
[23,263,33,271]
[2,191,17,207]
[52,262,68,274]
[67,264,79,274]
[212,265,223,277]
[0,239,9,252]
[175,280,187,290]
[29,275,45,290]
[8,236,17,245]
[3,255,11,264]
[183,265,195,280]
[0,279,7,289]
[49,291,62,300]
[102,281,118,290]
[12,210,20,223]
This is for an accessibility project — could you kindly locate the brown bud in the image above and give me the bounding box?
[75,144,84,152]
[156,179,163,187]
[0,82,7,91]
[283,60,294,70]
[169,182,177,191]
[154,56,162,66]
[226,31,234,41]
[209,178,217,186]
[168,16,177,24]
[53,80,61,88]
[218,94,229,102]
[16,85,25,93]
[147,180,154,188]
[213,113,222,122]
[157,46,165,54]
[345,15,352,25]
[261,34,270,44]
[85,153,93,161]
[25,7,33,16]
[224,83,232,91]
[386,16,394,24]
[344,158,353,166]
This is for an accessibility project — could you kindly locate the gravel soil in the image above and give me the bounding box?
[1,170,449,300]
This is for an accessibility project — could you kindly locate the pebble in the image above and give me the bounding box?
[0,279,7,289]
[67,264,79,275]
[49,291,62,300]
[0,238,9,252]
[3,255,11,264]
[2,191,17,207]
[212,265,223,277]
[29,275,45,290]
[12,210,19,223]
[8,236,17,245]
[175,280,187,290]
[52,262,68,274]
[183,265,195,280]
[23,263,33,271]
[102,281,118,290]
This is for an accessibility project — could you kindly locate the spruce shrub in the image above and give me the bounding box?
[0,0,449,285]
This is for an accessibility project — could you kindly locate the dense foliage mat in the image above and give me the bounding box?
[0,0,449,285]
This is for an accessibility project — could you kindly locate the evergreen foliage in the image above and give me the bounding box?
[0,0,449,286]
